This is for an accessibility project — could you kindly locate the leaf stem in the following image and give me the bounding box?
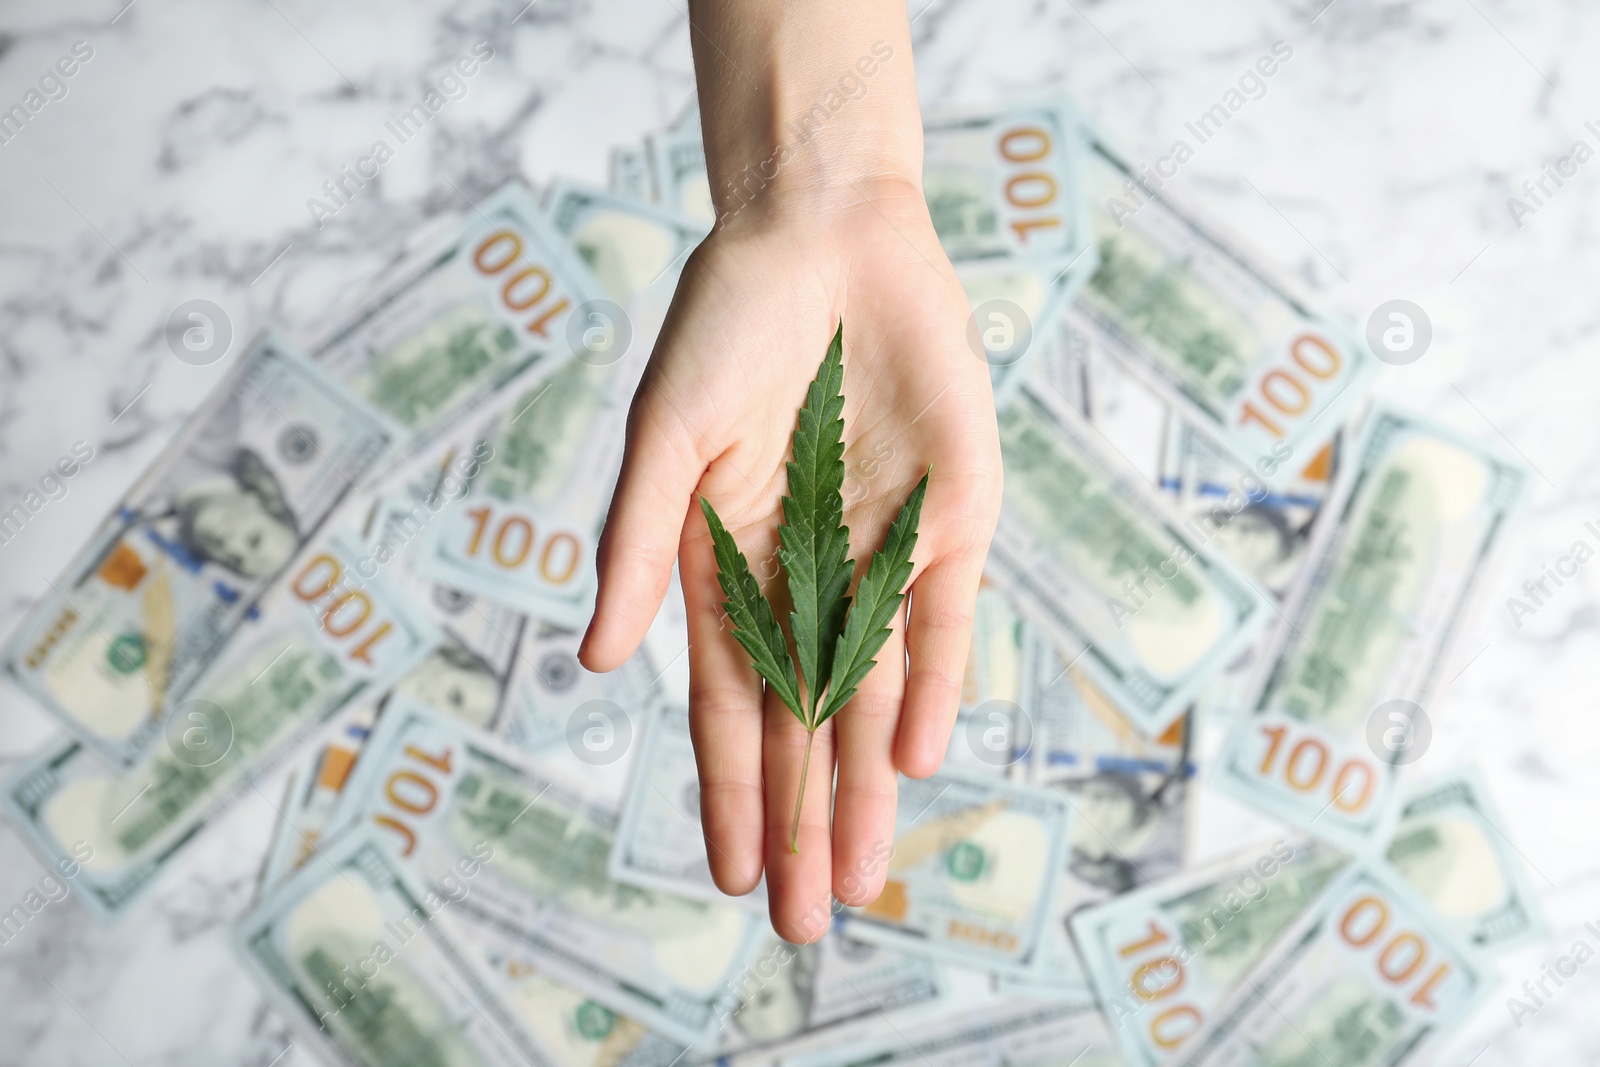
[791,728,815,854]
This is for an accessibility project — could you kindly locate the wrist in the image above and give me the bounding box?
[687,1,924,225]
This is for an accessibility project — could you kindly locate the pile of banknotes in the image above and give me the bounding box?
[2,97,1544,1067]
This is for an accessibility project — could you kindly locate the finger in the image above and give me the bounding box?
[680,499,767,896]
[895,551,984,778]
[580,385,705,672]
[829,610,906,906]
[763,688,837,943]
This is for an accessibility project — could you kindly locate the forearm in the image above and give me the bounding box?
[685,0,924,222]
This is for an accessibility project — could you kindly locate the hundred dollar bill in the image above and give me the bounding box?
[714,933,944,1066]
[332,698,765,1048]
[356,478,530,732]
[1073,122,1376,480]
[3,333,394,769]
[1214,407,1528,852]
[311,181,605,464]
[236,825,550,1067]
[987,385,1271,736]
[609,144,658,205]
[787,1001,1122,1067]
[410,318,649,624]
[499,624,659,809]
[943,584,1035,780]
[838,769,1073,977]
[1004,627,1192,1000]
[610,700,759,905]
[3,537,437,917]
[259,712,378,894]
[924,102,1097,401]
[1169,860,1491,1067]
[545,181,706,307]
[464,923,691,1067]
[1387,764,1548,955]
[1070,839,1350,1067]
[647,125,714,226]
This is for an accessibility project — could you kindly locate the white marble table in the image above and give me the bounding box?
[1,0,1596,1062]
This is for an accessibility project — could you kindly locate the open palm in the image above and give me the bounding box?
[579,176,1002,941]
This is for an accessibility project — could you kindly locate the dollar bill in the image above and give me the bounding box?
[1002,625,1193,1000]
[609,700,760,906]
[3,536,437,917]
[361,483,531,732]
[648,126,715,226]
[943,584,1035,780]
[1387,764,1548,954]
[465,923,691,1067]
[924,102,1098,401]
[1168,860,1491,1067]
[236,825,550,1067]
[609,144,657,204]
[1214,407,1529,851]
[786,1001,1122,1067]
[1072,121,1376,481]
[545,181,706,307]
[4,333,395,769]
[311,181,605,464]
[714,933,945,1066]
[986,385,1271,736]
[409,312,649,624]
[259,712,378,894]
[1070,839,1350,1067]
[331,697,765,1048]
[838,769,1073,977]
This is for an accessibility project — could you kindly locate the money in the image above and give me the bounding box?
[311,181,605,464]
[1072,122,1376,480]
[467,923,692,1067]
[609,145,657,205]
[499,624,658,808]
[4,333,394,769]
[259,713,376,894]
[236,825,550,1067]
[4,536,437,916]
[409,300,649,625]
[987,385,1270,735]
[1214,407,1529,851]
[1005,625,1193,999]
[787,1001,1122,1067]
[647,125,715,226]
[1168,860,1491,1067]
[331,698,765,1048]
[925,102,1098,400]
[839,769,1073,977]
[1070,839,1350,1067]
[362,486,531,731]
[1388,764,1548,954]
[545,181,706,307]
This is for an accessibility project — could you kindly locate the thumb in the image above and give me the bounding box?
[579,382,707,671]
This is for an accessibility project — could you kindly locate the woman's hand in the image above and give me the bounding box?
[578,0,1002,941]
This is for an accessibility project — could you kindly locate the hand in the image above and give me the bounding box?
[578,173,1002,940]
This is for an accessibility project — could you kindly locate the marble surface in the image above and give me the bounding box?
[1,0,1598,1063]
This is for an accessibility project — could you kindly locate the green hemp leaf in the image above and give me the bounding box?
[699,322,928,853]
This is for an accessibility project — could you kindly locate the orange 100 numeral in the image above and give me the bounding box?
[472,229,570,338]
[1114,919,1205,1051]
[463,505,580,585]
[289,553,394,666]
[1237,333,1343,438]
[998,126,1061,245]
[1338,893,1453,1010]
[371,743,455,857]
[1256,724,1375,813]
